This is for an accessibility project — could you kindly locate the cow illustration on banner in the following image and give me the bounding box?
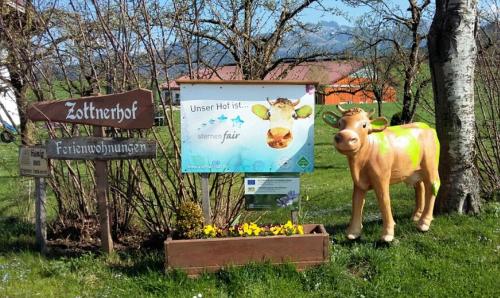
[179,81,315,173]
[252,98,313,149]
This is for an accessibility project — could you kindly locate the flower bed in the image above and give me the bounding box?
[203,221,305,237]
[165,224,329,276]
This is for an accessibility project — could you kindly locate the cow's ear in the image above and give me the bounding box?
[294,105,313,119]
[322,111,340,128]
[252,104,270,120]
[369,117,389,133]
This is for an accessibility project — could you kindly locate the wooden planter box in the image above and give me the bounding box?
[165,224,329,276]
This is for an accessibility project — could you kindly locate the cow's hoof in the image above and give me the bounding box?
[411,212,422,222]
[417,223,430,232]
[417,218,432,232]
[381,234,394,242]
[346,233,361,240]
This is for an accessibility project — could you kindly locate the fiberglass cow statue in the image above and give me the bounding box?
[252,98,312,149]
[323,106,440,242]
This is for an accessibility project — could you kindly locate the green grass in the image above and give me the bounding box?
[1,102,499,297]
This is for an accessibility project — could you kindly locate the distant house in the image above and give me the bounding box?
[160,60,397,105]
[0,0,26,132]
[323,76,397,105]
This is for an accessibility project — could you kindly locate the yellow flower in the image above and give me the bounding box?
[270,226,281,235]
[203,225,217,237]
[202,222,306,238]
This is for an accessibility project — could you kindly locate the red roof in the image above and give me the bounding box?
[161,60,363,90]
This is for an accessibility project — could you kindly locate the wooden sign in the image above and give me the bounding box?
[19,146,49,177]
[27,89,154,129]
[46,137,157,160]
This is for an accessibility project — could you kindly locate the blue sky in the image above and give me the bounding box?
[299,0,417,26]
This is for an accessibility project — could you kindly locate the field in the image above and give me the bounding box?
[1,103,499,297]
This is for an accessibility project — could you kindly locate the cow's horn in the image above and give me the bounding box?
[337,104,347,113]
[367,109,376,118]
[292,99,300,106]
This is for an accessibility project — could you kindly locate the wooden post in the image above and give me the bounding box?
[35,177,47,254]
[94,125,113,253]
[201,173,211,224]
[291,210,299,225]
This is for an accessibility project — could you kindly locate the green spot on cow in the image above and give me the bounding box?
[432,180,441,196]
[387,125,422,168]
[252,104,270,120]
[371,132,390,155]
[414,122,431,129]
[432,128,440,167]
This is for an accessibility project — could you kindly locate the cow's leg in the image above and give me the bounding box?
[417,141,440,232]
[347,186,366,240]
[412,181,425,222]
[373,181,396,242]
[417,180,438,232]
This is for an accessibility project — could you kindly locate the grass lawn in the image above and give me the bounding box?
[1,102,499,297]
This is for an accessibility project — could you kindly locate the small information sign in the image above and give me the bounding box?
[244,175,300,210]
[19,146,49,177]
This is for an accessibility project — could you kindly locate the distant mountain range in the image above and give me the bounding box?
[277,20,354,58]
[302,21,354,51]
[55,20,357,81]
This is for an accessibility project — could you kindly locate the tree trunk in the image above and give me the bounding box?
[401,77,414,123]
[428,0,481,213]
[7,63,33,146]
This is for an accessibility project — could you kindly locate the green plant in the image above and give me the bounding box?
[174,201,204,239]
[390,111,403,126]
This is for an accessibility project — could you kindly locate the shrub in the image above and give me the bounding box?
[174,201,204,239]
[390,112,403,126]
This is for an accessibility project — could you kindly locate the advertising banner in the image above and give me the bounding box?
[180,81,315,173]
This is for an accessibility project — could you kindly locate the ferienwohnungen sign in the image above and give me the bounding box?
[46,137,156,160]
[180,81,315,173]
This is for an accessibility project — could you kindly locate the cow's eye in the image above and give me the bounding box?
[363,122,367,128]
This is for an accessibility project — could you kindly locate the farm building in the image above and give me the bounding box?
[0,0,25,132]
[161,60,397,105]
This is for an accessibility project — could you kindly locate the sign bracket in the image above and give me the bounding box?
[201,173,211,224]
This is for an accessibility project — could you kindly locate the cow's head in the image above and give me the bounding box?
[323,105,388,155]
[252,98,312,149]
